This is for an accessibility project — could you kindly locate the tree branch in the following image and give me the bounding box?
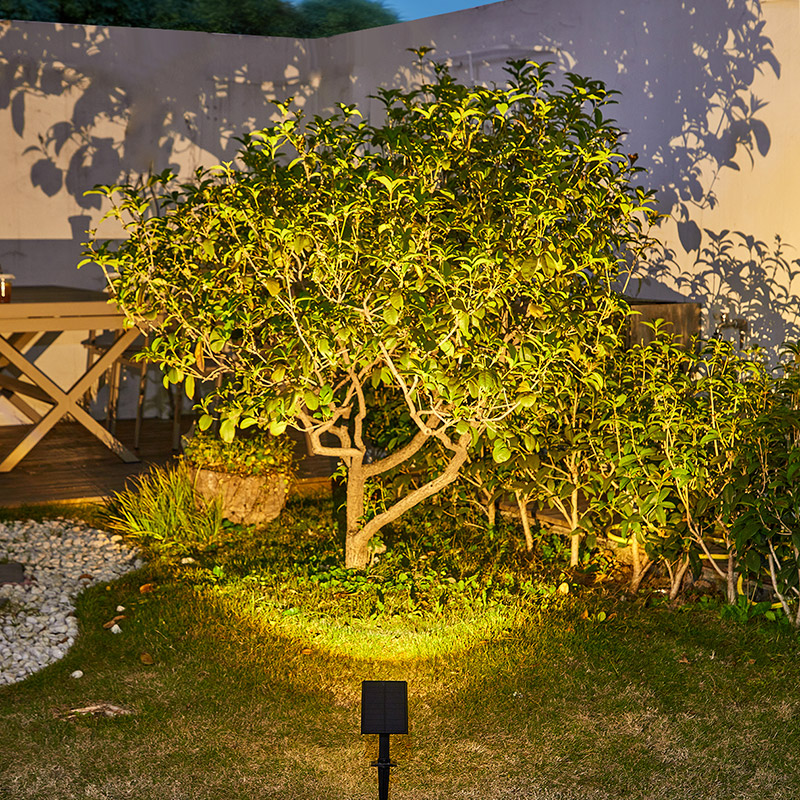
[363,413,443,478]
[767,545,792,620]
[355,431,473,542]
[296,408,361,460]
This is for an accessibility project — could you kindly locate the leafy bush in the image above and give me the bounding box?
[183,428,297,479]
[730,343,800,625]
[88,54,656,568]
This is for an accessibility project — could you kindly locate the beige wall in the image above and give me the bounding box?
[0,0,798,422]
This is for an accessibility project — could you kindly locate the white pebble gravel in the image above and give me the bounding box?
[0,518,144,686]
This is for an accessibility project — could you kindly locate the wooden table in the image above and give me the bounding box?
[0,285,141,472]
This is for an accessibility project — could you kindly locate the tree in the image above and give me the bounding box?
[87,54,656,569]
[153,0,302,37]
[297,0,398,38]
[0,0,398,37]
[0,0,60,21]
[6,0,304,36]
[509,349,621,568]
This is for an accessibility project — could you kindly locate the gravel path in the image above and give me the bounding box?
[0,518,144,686]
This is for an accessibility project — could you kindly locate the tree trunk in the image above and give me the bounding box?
[570,485,580,568]
[767,550,794,624]
[344,458,368,569]
[485,490,497,528]
[515,490,534,552]
[668,556,691,604]
[344,431,472,569]
[726,552,737,604]
[629,535,652,593]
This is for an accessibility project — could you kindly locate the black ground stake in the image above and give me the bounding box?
[361,681,408,800]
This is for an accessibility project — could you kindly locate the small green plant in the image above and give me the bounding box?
[182,428,296,478]
[719,594,774,625]
[103,462,225,556]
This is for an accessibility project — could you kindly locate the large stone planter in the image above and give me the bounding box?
[192,468,287,526]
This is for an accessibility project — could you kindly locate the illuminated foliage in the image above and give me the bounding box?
[88,54,656,568]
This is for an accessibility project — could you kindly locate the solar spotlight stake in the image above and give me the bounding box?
[361,681,408,800]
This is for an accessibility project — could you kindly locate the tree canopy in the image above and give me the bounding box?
[88,53,657,568]
[295,0,399,37]
[0,0,399,37]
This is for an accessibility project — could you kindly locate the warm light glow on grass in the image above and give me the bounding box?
[224,586,528,660]
[106,478,561,662]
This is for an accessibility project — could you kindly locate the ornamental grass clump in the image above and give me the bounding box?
[104,462,226,556]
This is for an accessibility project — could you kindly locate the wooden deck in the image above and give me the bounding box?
[0,418,335,508]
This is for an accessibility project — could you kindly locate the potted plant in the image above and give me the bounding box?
[183,428,297,526]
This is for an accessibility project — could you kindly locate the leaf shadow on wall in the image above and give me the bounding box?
[537,0,790,355]
[645,229,800,361]
[0,20,318,213]
[523,0,779,246]
[431,1,789,352]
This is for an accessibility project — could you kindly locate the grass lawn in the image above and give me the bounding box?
[2,489,800,799]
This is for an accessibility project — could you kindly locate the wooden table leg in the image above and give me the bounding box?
[0,332,44,423]
[0,328,142,472]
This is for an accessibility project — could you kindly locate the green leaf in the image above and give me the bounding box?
[265,278,281,296]
[304,390,319,411]
[492,441,512,464]
[291,235,313,254]
[585,372,604,392]
[185,375,195,399]
[478,371,494,392]
[374,175,406,195]
[383,305,400,325]
[219,418,236,443]
[269,419,287,436]
[198,414,214,431]
[744,550,761,574]
[439,338,455,357]
[209,329,227,353]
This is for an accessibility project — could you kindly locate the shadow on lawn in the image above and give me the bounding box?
[3,552,800,800]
